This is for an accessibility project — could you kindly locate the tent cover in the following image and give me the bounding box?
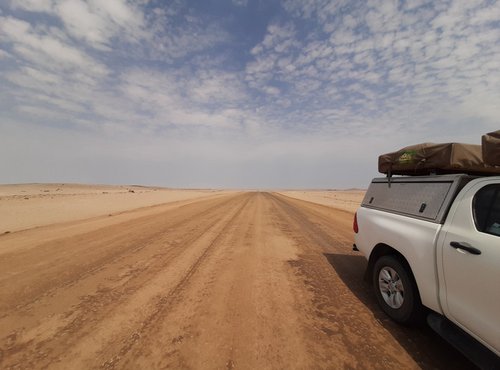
[379,142,500,176]
[482,130,500,166]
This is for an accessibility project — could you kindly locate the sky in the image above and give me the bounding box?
[0,0,499,189]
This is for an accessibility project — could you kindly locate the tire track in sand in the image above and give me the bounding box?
[0,193,241,315]
[0,192,475,370]
[59,194,253,370]
[0,194,249,369]
[265,193,474,370]
[117,192,311,370]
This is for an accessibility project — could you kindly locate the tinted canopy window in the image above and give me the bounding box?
[473,185,500,237]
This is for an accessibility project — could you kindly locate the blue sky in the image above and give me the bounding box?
[1,0,499,188]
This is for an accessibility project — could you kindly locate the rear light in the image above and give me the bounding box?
[353,212,359,233]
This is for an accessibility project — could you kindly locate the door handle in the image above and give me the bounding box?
[450,241,482,255]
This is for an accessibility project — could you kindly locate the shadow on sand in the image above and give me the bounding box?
[323,252,476,370]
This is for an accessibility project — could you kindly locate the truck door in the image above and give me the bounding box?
[440,180,500,354]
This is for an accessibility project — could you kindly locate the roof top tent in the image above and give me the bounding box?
[361,175,474,224]
[379,142,500,177]
[367,138,500,224]
[482,130,500,166]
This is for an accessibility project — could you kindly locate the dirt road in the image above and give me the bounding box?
[0,192,473,369]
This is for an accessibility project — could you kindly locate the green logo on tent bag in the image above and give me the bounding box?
[398,150,417,164]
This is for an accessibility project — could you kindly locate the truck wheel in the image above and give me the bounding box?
[373,255,422,325]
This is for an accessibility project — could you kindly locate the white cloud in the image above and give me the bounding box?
[11,0,144,49]
[116,67,251,129]
[263,86,280,95]
[1,0,499,187]
[17,104,74,121]
[57,0,114,49]
[232,0,248,7]
[245,0,500,143]
[0,48,11,59]
[0,16,107,76]
[470,2,500,26]
[403,0,430,12]
[282,0,349,21]
[10,0,53,12]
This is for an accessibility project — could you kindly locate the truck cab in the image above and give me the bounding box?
[436,177,500,355]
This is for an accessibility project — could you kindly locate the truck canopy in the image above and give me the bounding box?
[361,175,474,223]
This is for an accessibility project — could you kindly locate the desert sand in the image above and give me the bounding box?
[276,189,366,213]
[0,183,228,233]
[0,185,471,369]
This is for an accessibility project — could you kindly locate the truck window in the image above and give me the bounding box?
[473,184,500,237]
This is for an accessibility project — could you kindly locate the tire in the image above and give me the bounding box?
[373,255,423,325]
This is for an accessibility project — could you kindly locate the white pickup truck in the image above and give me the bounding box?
[354,174,500,368]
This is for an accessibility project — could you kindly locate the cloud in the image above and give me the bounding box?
[0,0,499,187]
[232,0,248,7]
[10,0,53,12]
[11,0,143,49]
[0,48,11,59]
[249,0,500,138]
[0,15,107,76]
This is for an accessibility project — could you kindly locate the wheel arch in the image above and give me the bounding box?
[365,244,418,290]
